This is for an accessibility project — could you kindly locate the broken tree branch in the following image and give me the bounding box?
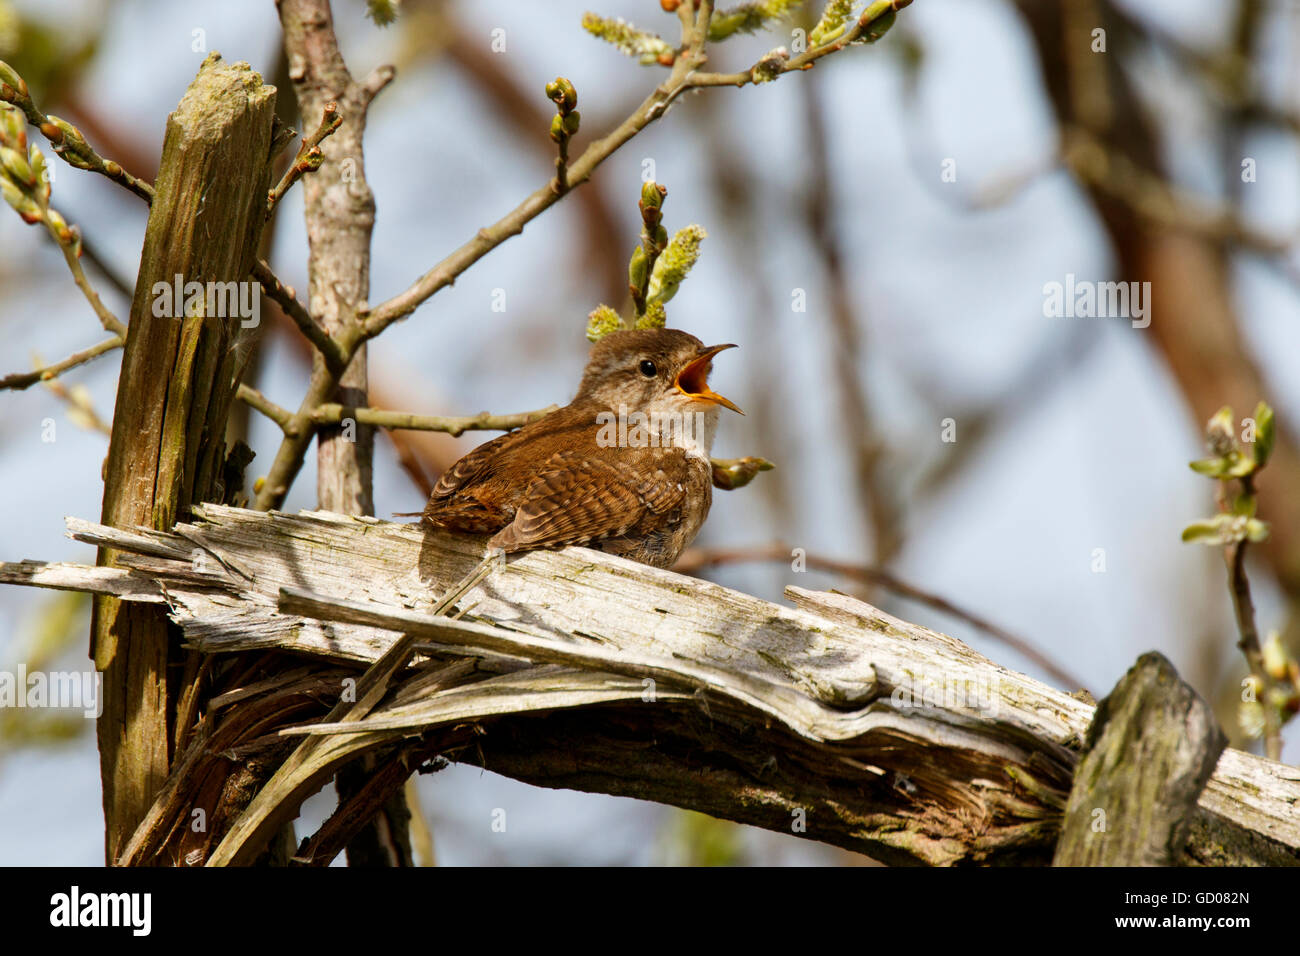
[4,505,1294,866]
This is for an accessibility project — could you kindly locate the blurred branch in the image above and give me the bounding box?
[40,372,112,435]
[0,59,154,202]
[0,334,122,391]
[250,258,342,367]
[236,384,295,433]
[801,71,900,566]
[687,0,912,87]
[310,403,559,436]
[674,543,1089,692]
[255,0,911,513]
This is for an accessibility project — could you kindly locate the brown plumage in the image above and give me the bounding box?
[422,329,741,568]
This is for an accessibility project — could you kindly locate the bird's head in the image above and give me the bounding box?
[575,328,742,416]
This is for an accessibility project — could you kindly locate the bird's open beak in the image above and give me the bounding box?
[675,344,743,414]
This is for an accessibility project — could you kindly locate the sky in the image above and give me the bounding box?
[0,0,1297,864]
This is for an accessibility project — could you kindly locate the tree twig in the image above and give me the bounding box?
[250,258,342,367]
[0,63,155,203]
[266,101,341,215]
[310,403,558,436]
[0,335,123,391]
[236,383,296,433]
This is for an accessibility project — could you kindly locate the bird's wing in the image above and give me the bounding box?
[427,429,521,502]
[489,449,690,553]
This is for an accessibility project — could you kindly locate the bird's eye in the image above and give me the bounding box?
[638,359,657,378]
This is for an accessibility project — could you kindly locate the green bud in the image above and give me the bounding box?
[562,110,580,136]
[1180,513,1265,546]
[1245,518,1270,543]
[0,144,34,186]
[640,180,666,209]
[1206,405,1235,457]
[586,304,623,342]
[1238,698,1265,739]
[546,77,578,112]
[709,0,804,41]
[30,145,49,202]
[1250,400,1275,469]
[1188,458,1231,478]
[549,113,566,143]
[1262,632,1290,681]
[647,224,706,305]
[0,101,23,148]
[0,59,25,99]
[44,115,95,170]
[810,0,854,46]
[711,456,774,491]
[581,13,675,65]
[750,47,790,84]
[365,0,400,27]
[46,207,71,241]
[636,299,666,330]
[0,173,37,220]
[628,245,648,293]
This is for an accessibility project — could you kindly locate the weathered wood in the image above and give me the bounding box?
[6,505,1297,865]
[1053,652,1227,866]
[90,54,277,864]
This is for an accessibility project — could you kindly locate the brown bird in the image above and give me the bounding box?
[422,328,742,568]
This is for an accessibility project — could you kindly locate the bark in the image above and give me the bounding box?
[1053,652,1227,865]
[90,54,276,864]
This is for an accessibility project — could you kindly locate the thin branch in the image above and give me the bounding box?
[236,384,296,433]
[1,63,155,202]
[31,211,127,337]
[674,543,1090,692]
[40,372,112,434]
[266,101,341,215]
[356,0,709,339]
[1225,536,1280,760]
[253,0,907,512]
[687,0,910,88]
[0,335,123,391]
[358,64,397,107]
[310,403,557,436]
[249,258,343,367]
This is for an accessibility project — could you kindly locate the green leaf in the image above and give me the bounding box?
[1181,513,1251,546]
[1224,454,1257,478]
[1181,519,1227,544]
[1189,457,1230,477]
[1251,401,1275,469]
